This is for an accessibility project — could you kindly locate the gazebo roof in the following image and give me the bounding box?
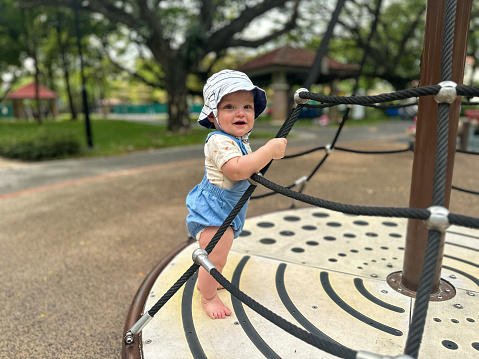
[237,45,357,86]
[7,82,58,100]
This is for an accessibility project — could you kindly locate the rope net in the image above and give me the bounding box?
[127,1,479,358]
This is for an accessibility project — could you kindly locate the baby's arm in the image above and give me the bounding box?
[221,138,287,181]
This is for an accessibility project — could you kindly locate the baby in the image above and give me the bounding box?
[186,69,287,319]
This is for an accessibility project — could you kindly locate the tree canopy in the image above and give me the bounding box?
[21,0,301,131]
[3,0,478,130]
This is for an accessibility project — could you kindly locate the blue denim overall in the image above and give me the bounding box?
[186,131,251,239]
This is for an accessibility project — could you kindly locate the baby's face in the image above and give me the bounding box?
[214,90,255,137]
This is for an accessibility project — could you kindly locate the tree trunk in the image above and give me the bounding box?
[165,65,191,133]
[56,24,77,120]
[33,51,43,125]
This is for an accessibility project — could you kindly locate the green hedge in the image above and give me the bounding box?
[0,130,81,161]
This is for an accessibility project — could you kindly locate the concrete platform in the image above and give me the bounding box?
[136,208,479,358]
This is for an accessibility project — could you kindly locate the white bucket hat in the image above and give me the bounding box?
[198,69,267,129]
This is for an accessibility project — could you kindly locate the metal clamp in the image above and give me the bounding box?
[294,176,308,186]
[424,206,450,232]
[434,81,457,104]
[124,311,154,344]
[124,331,135,345]
[294,88,309,105]
[192,248,216,273]
[356,351,414,359]
[325,143,333,154]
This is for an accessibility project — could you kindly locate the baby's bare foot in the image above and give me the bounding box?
[201,294,232,319]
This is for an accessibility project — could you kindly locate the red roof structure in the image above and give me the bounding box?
[237,45,357,86]
[6,82,58,119]
[7,82,58,100]
[238,46,317,72]
[236,45,357,121]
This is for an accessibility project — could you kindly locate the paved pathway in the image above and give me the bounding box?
[1,121,478,358]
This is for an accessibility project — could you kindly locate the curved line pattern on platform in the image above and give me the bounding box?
[182,273,208,359]
[275,263,346,346]
[442,265,479,288]
[354,278,405,313]
[320,272,403,336]
[231,256,281,359]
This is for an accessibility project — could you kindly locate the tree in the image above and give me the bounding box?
[330,0,427,90]
[47,8,80,120]
[0,0,28,103]
[22,0,302,132]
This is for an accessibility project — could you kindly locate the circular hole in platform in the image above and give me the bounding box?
[329,258,337,262]
[398,246,405,250]
[380,246,389,250]
[260,238,276,245]
[327,222,342,227]
[284,216,301,222]
[366,232,378,237]
[344,233,356,238]
[472,342,479,351]
[313,212,330,218]
[350,249,359,253]
[382,221,398,227]
[306,241,319,246]
[357,266,363,269]
[239,230,251,237]
[433,318,442,322]
[338,253,347,257]
[280,230,295,236]
[442,340,458,350]
[324,236,336,241]
[451,319,459,323]
[257,222,274,228]
[291,247,305,253]
[389,233,402,238]
[353,220,369,226]
[467,318,475,323]
[302,225,317,231]
[364,247,373,251]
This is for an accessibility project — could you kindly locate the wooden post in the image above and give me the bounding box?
[400,0,472,294]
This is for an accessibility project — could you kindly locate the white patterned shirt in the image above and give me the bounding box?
[204,134,252,189]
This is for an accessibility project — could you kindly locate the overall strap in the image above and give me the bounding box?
[206,131,248,155]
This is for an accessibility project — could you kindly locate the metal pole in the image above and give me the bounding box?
[400,0,472,294]
[74,0,93,148]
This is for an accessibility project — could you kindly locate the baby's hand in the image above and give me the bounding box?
[265,138,287,159]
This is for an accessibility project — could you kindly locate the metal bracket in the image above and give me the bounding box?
[124,312,154,344]
[424,206,450,232]
[294,88,309,105]
[434,81,457,104]
[192,248,216,273]
[356,351,414,359]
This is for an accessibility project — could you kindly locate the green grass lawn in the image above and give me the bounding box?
[0,117,274,160]
[0,109,393,161]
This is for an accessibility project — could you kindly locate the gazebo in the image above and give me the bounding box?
[237,45,357,121]
[6,82,58,119]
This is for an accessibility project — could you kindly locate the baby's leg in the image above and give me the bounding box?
[197,226,234,319]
